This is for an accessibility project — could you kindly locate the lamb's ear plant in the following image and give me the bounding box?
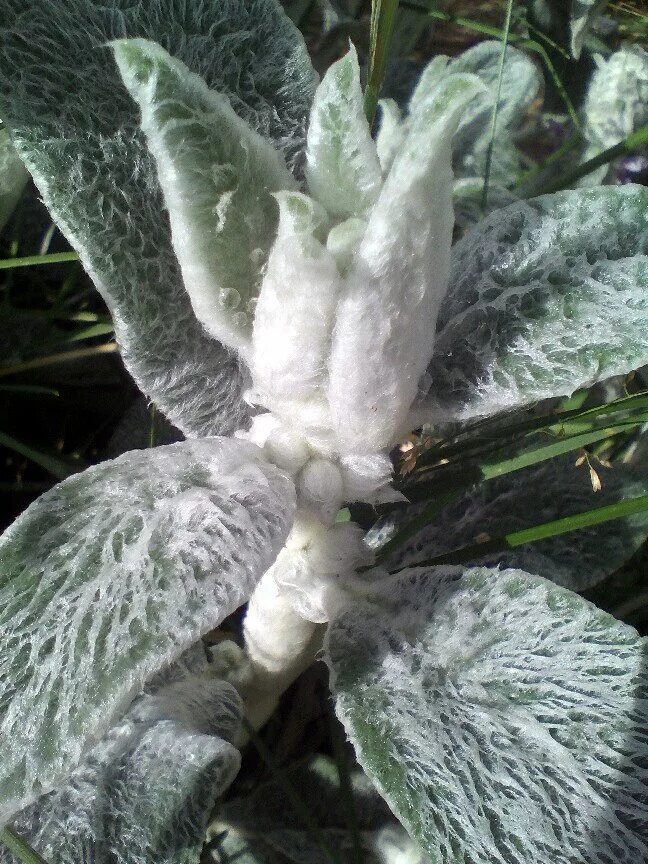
[0,2,647,863]
[376,40,542,224]
[579,43,648,185]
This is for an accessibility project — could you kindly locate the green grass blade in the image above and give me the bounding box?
[396,493,648,569]
[540,124,648,193]
[0,384,59,396]
[378,417,648,560]
[411,420,648,496]
[0,343,118,377]
[481,0,515,213]
[0,430,85,480]
[0,251,79,270]
[63,322,115,343]
[507,494,648,545]
[415,390,648,470]
[479,424,646,480]
[364,0,400,126]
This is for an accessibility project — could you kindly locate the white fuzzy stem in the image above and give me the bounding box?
[242,566,322,728]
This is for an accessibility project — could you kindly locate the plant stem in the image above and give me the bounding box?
[364,0,400,127]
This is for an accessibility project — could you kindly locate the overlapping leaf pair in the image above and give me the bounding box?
[0,1,647,863]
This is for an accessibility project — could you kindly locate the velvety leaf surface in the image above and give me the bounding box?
[0,129,28,232]
[113,39,297,358]
[0,0,316,436]
[328,74,484,452]
[419,185,648,424]
[386,454,648,590]
[3,644,242,864]
[0,438,295,823]
[305,46,383,220]
[327,566,648,863]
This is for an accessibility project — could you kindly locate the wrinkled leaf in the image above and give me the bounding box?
[329,74,484,451]
[327,565,648,863]
[306,45,382,220]
[0,129,28,233]
[418,185,648,424]
[0,0,316,436]
[3,644,242,864]
[0,437,295,823]
[388,453,648,590]
[113,39,297,358]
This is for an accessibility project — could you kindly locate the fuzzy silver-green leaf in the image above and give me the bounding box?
[3,645,242,864]
[0,0,316,436]
[327,565,648,863]
[418,185,648,424]
[0,438,295,824]
[113,38,297,358]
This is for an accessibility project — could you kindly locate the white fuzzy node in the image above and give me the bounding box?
[237,411,280,448]
[264,427,311,475]
[298,458,344,523]
[269,516,372,622]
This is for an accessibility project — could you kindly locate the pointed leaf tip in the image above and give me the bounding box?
[305,44,382,220]
[112,37,297,359]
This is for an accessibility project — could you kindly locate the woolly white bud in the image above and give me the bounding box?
[265,427,311,475]
[298,457,344,523]
[238,412,280,448]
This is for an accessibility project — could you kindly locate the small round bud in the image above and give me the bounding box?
[265,428,311,475]
[298,458,344,523]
